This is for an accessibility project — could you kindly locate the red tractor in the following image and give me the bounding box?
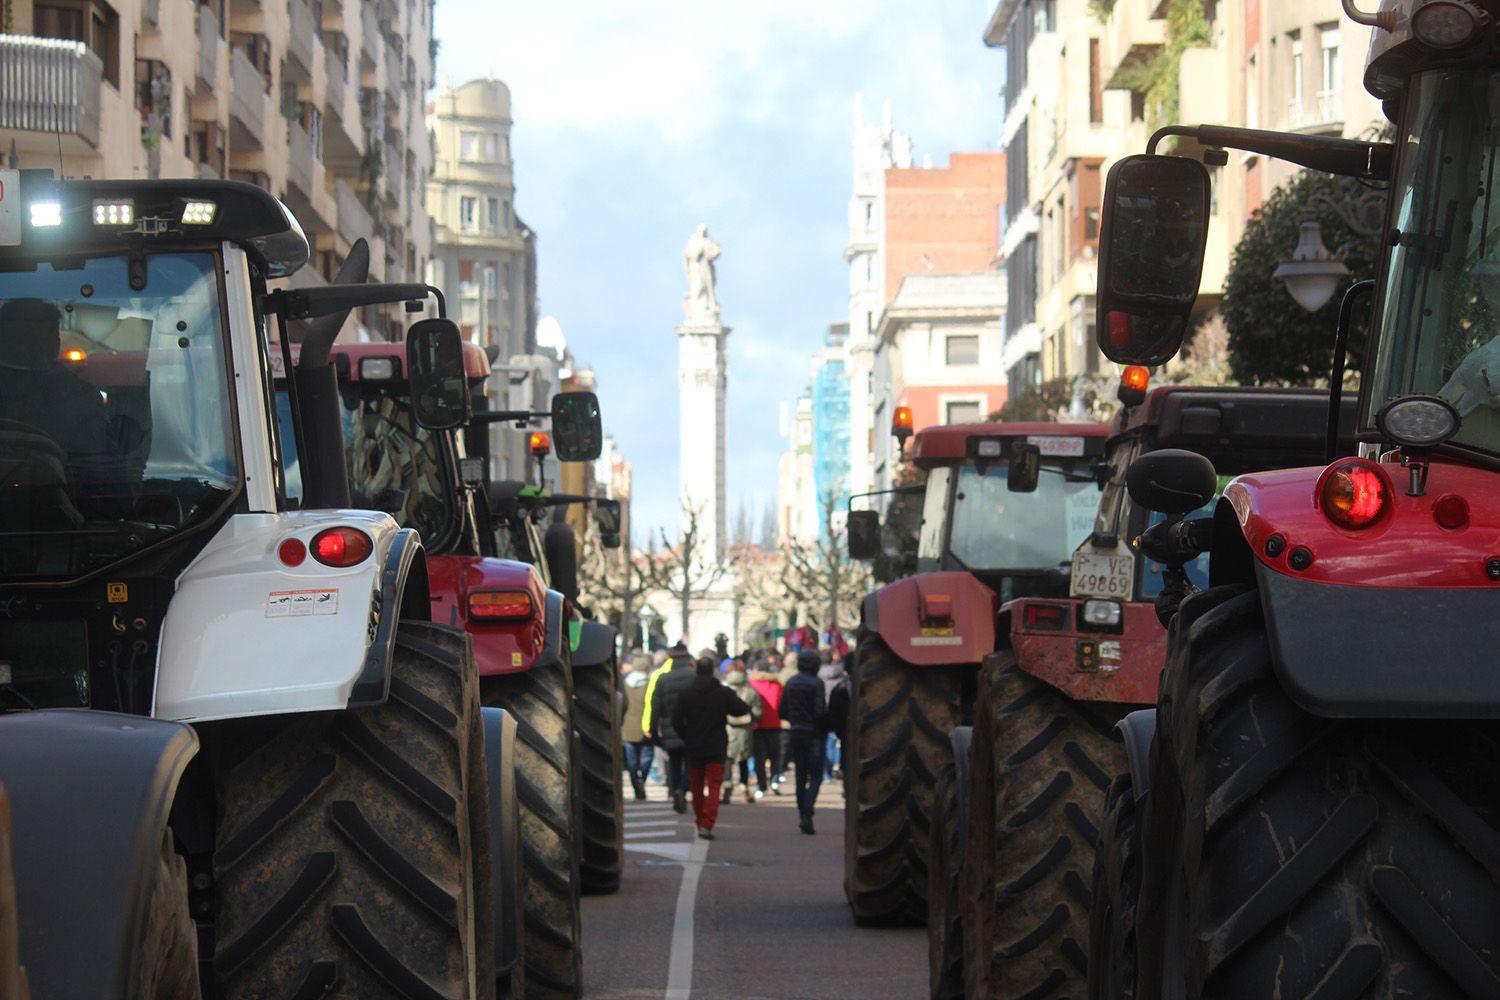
[843,419,1109,926]
[1086,4,1500,995]
[928,380,1356,998]
[275,340,610,998]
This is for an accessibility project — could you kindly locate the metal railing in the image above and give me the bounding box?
[286,120,315,196]
[360,4,379,67]
[197,7,220,89]
[229,47,266,147]
[325,44,346,114]
[286,0,315,76]
[336,178,372,245]
[0,34,102,147]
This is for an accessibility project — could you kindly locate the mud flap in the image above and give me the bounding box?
[0,710,197,999]
[481,706,521,981]
[1117,708,1156,805]
[570,619,617,670]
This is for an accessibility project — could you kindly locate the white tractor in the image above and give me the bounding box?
[0,171,522,998]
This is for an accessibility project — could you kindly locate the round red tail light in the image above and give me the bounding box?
[311,527,374,567]
[278,538,307,567]
[1317,459,1390,529]
[1434,494,1470,530]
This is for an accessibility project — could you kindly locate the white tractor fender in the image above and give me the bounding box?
[152,512,427,723]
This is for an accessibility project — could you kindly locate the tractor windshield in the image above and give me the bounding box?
[930,464,1096,576]
[1370,68,1500,456]
[275,384,458,546]
[0,251,237,581]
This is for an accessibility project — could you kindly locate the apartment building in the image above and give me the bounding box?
[988,0,1384,393]
[1,0,434,308]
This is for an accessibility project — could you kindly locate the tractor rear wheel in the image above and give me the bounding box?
[574,659,624,894]
[1087,772,1139,1000]
[1137,588,1500,999]
[927,728,969,1000]
[0,787,24,1000]
[962,655,1125,999]
[844,632,962,926]
[214,621,484,999]
[482,655,583,1000]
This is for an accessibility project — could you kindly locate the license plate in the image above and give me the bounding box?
[1029,435,1085,456]
[1070,548,1135,599]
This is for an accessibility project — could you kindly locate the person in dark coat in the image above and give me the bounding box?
[780,648,828,833]
[649,642,698,813]
[671,655,751,838]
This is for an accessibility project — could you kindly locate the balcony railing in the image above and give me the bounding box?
[324,45,346,114]
[336,178,373,245]
[1287,89,1344,129]
[360,4,379,68]
[196,7,220,90]
[0,34,102,147]
[286,120,315,197]
[286,0,315,78]
[229,47,266,148]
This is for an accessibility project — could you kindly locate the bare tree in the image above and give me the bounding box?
[778,489,871,631]
[645,503,730,642]
[577,519,654,652]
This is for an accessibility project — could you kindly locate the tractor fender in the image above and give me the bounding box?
[427,554,549,677]
[481,706,521,981]
[1116,709,1156,805]
[154,513,425,722]
[534,589,569,672]
[862,571,996,666]
[0,710,197,999]
[1220,465,1500,717]
[571,619,618,670]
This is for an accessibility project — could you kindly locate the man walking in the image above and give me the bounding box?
[780,649,828,834]
[648,642,697,813]
[621,655,653,800]
[670,654,751,839]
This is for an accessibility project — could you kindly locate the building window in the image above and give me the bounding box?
[502,200,511,232]
[945,400,983,425]
[460,130,498,161]
[36,0,120,85]
[460,196,477,231]
[135,59,172,138]
[945,335,979,366]
[1318,23,1342,120]
[1289,30,1304,120]
[458,259,474,283]
[1088,38,1103,124]
[502,261,513,299]
[483,263,497,295]
[485,196,499,233]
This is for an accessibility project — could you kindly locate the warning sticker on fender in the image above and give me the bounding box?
[266,588,339,617]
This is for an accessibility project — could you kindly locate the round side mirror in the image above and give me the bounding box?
[1126,449,1218,515]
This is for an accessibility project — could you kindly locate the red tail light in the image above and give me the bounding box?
[310,527,374,566]
[1317,459,1390,530]
[920,593,953,626]
[469,590,534,621]
[1022,602,1070,631]
[1434,494,1470,530]
[277,538,307,567]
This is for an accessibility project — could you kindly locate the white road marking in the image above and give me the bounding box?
[624,831,682,840]
[623,819,682,829]
[665,835,710,1000]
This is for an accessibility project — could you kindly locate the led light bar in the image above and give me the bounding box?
[92,200,134,226]
[30,201,62,228]
[180,200,217,225]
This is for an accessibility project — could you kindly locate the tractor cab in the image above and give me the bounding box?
[902,421,1108,604]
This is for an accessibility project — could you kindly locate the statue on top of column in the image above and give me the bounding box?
[683,224,722,323]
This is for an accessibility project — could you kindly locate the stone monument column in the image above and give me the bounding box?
[678,224,729,564]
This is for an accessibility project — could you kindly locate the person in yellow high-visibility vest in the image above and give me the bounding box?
[644,641,694,811]
[640,642,686,735]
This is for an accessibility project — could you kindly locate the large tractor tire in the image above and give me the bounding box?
[961,654,1125,999]
[927,728,970,1000]
[0,786,25,1000]
[573,659,624,894]
[482,655,583,1000]
[214,621,485,999]
[1136,587,1500,999]
[1088,772,1139,1000]
[844,631,963,926]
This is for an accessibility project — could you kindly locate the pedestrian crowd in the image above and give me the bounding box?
[620,640,849,839]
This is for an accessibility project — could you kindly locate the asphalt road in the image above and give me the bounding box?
[581,768,928,1000]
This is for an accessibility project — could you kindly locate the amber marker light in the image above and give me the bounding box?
[62,348,87,363]
[1118,365,1150,406]
[469,590,535,621]
[529,431,552,458]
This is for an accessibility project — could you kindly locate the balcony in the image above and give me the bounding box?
[0,34,102,150]
[286,0,315,81]
[286,120,315,199]
[382,36,400,101]
[336,178,373,245]
[325,44,346,112]
[196,7,221,91]
[229,47,267,148]
[360,4,379,69]
[1287,89,1344,132]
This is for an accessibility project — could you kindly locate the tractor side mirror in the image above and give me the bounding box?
[551,391,603,461]
[1095,154,1212,367]
[1007,442,1042,493]
[406,318,471,430]
[1126,449,1218,515]
[595,499,622,549]
[847,509,881,560]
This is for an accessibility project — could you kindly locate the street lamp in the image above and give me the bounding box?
[1273,217,1350,313]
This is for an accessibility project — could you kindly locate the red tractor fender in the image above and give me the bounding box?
[862,570,997,666]
[1006,598,1164,704]
[1222,458,1500,588]
[427,554,549,676]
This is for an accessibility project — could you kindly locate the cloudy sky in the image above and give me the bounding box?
[434,1,1004,543]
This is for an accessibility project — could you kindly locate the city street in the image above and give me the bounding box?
[583,778,926,1000]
